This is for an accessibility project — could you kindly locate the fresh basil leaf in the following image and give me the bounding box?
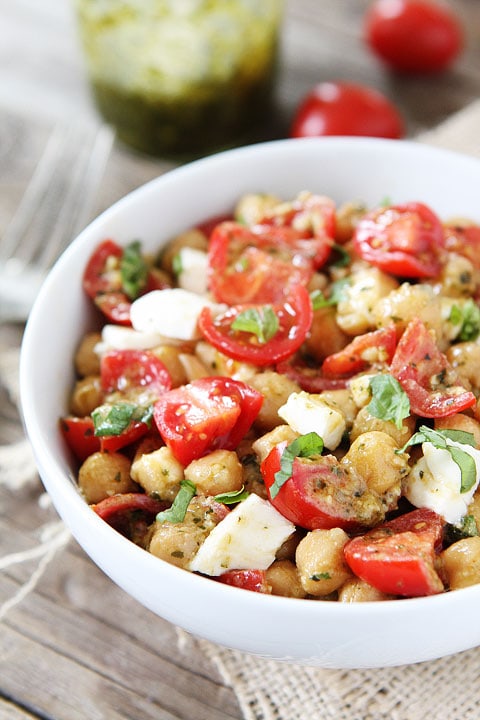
[231,305,279,344]
[271,432,324,499]
[214,486,250,504]
[366,374,410,429]
[92,402,153,437]
[437,429,476,447]
[449,300,480,341]
[330,243,351,268]
[445,514,479,545]
[156,480,196,524]
[120,240,148,300]
[310,572,332,581]
[449,446,477,493]
[310,278,350,310]
[172,252,183,276]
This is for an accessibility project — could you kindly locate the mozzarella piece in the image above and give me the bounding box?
[95,324,165,355]
[277,391,346,450]
[348,373,377,408]
[130,288,221,341]
[189,493,295,576]
[176,247,209,295]
[404,440,480,525]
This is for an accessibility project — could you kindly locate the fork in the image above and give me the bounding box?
[0,122,115,323]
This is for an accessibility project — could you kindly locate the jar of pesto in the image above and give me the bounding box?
[75,0,284,158]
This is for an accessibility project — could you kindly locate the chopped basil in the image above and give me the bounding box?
[366,374,410,429]
[120,240,148,300]
[396,425,477,493]
[231,305,279,344]
[270,432,324,499]
[156,480,196,524]
[92,402,153,437]
[449,300,480,341]
[172,252,183,277]
[310,572,331,581]
[330,243,351,268]
[310,277,350,310]
[214,485,250,504]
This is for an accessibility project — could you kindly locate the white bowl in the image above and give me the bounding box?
[20,137,480,668]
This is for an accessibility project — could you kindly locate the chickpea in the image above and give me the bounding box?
[234,193,280,225]
[69,375,103,417]
[160,229,208,274]
[441,537,480,590]
[335,201,368,243]
[350,406,416,446]
[341,431,409,499]
[78,451,136,504]
[304,306,350,362]
[336,267,399,335]
[185,450,243,496]
[150,345,189,388]
[252,425,298,464]
[74,332,101,377]
[338,578,393,602]
[374,283,445,347]
[148,496,224,569]
[131,446,184,501]
[446,342,480,394]
[249,371,300,433]
[430,253,476,298]
[265,560,307,599]
[295,528,352,596]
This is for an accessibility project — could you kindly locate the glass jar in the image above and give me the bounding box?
[75,0,284,158]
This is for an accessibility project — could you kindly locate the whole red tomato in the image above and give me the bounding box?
[290,81,404,139]
[365,0,463,74]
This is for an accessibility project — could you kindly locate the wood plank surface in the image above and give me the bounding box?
[1,1,480,718]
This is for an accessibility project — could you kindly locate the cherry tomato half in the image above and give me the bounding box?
[261,441,384,531]
[353,201,445,278]
[365,0,463,74]
[92,493,168,541]
[153,376,263,466]
[59,416,100,462]
[207,221,317,305]
[100,349,172,402]
[321,325,397,378]
[344,507,445,597]
[198,286,313,368]
[390,317,476,417]
[217,569,272,594]
[290,81,404,140]
[444,222,480,270]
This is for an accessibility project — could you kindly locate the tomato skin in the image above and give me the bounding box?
[92,493,168,541]
[365,0,463,74]
[344,508,445,597]
[207,221,317,305]
[198,286,313,368]
[353,201,445,278]
[444,223,480,270]
[321,325,397,378]
[261,442,384,531]
[276,357,350,393]
[60,416,101,461]
[290,81,404,140]
[390,317,476,417]
[153,377,263,466]
[217,569,272,594]
[100,349,172,400]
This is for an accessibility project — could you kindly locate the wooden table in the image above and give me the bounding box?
[1,1,479,718]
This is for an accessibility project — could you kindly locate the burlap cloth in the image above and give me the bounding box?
[2,99,480,720]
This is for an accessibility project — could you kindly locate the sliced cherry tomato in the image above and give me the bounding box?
[153,377,263,466]
[365,0,463,74]
[207,221,317,305]
[59,416,100,461]
[261,441,384,531]
[390,317,476,417]
[99,422,151,453]
[83,239,124,298]
[100,349,172,401]
[444,223,480,270]
[276,356,350,392]
[94,291,132,326]
[92,492,167,541]
[344,507,445,597]
[353,201,445,278]
[196,213,233,238]
[321,325,397,378]
[290,81,404,139]
[198,286,313,367]
[216,569,271,594]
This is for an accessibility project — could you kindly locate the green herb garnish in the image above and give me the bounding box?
[397,425,477,493]
[449,300,480,341]
[330,243,351,268]
[366,374,410,429]
[310,572,332,581]
[120,240,148,300]
[310,277,350,310]
[156,480,196,524]
[214,486,250,505]
[92,402,153,437]
[271,432,324,499]
[231,305,279,344]
[172,252,183,277]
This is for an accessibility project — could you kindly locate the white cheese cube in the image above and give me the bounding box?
[189,493,295,576]
[278,391,346,450]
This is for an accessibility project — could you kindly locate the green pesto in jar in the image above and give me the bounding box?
[76,0,284,158]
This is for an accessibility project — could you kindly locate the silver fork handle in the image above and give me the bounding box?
[0,260,45,323]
